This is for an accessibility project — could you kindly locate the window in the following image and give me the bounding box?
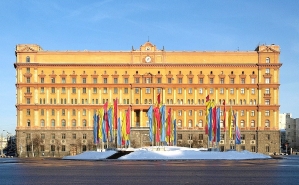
[188,88,192,94]
[240,110,244,116]
[266,57,270,63]
[265,68,270,74]
[72,87,76,94]
[72,119,76,127]
[103,78,108,83]
[40,119,45,127]
[124,78,128,84]
[82,78,86,83]
[265,78,270,84]
[199,110,203,116]
[240,88,245,94]
[93,78,97,84]
[51,109,55,116]
[51,78,55,83]
[27,109,30,115]
[27,119,30,127]
[72,109,76,116]
[83,119,87,127]
[167,88,172,94]
[178,134,182,140]
[265,99,270,105]
[265,145,270,153]
[135,88,139,94]
[157,78,162,83]
[220,78,224,84]
[209,78,214,84]
[198,120,203,127]
[178,88,182,94]
[62,145,66,152]
[83,133,87,139]
[146,88,151,94]
[124,88,128,94]
[61,109,65,116]
[251,111,255,116]
[114,78,118,84]
[51,145,55,152]
[188,78,193,84]
[209,88,214,94]
[168,78,172,83]
[199,78,203,84]
[188,120,193,127]
[41,133,45,140]
[62,77,66,83]
[177,120,182,127]
[26,77,30,83]
[188,110,192,116]
[230,88,234,94]
[26,98,30,104]
[265,120,270,127]
[72,78,76,83]
[135,78,139,83]
[26,56,30,63]
[241,78,245,84]
[51,119,55,127]
[178,110,182,116]
[178,78,182,84]
[199,134,203,140]
[251,88,255,94]
[251,78,255,84]
[251,120,255,127]
[40,78,44,83]
[199,88,203,94]
[265,110,270,116]
[62,133,66,139]
[103,87,107,94]
[72,134,76,139]
[27,68,31,73]
[93,87,97,94]
[240,120,245,127]
[265,88,270,94]
[61,119,66,127]
[220,88,224,94]
[230,78,234,84]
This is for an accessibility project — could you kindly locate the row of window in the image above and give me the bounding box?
[26,145,88,152]
[26,119,87,127]
[177,133,271,140]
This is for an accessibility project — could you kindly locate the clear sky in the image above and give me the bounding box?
[0,0,298,135]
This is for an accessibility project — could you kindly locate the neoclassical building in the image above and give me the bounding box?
[15,42,282,157]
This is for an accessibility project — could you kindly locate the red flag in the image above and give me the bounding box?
[103,102,109,136]
[154,107,160,142]
[126,107,130,134]
[212,106,217,142]
[223,100,226,131]
[114,98,118,129]
[167,108,171,137]
[157,93,161,105]
[206,95,210,102]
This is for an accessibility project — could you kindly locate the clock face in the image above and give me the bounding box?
[145,56,151,63]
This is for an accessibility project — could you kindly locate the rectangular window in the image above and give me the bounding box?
[51,78,55,83]
[209,78,214,84]
[72,134,76,139]
[146,88,151,94]
[178,88,182,94]
[26,68,30,73]
[251,78,255,84]
[41,134,45,140]
[72,87,76,94]
[62,78,66,83]
[26,98,30,104]
[188,78,193,84]
[199,88,203,94]
[40,87,44,93]
[240,88,245,94]
[251,111,255,116]
[114,78,118,84]
[103,87,107,94]
[82,78,86,83]
[61,87,66,93]
[220,78,224,84]
[199,78,203,84]
[93,78,97,84]
[41,109,44,116]
[135,78,139,83]
[168,78,172,84]
[51,109,55,116]
[124,88,128,94]
[230,88,234,94]
[27,77,30,83]
[188,88,192,94]
[103,78,107,84]
[83,134,87,139]
[265,88,270,94]
[114,88,118,94]
[93,87,97,94]
[157,78,162,84]
[178,134,182,140]
[27,109,30,115]
[265,99,270,105]
[40,78,44,83]
[230,78,234,84]
[62,133,66,139]
[209,88,214,94]
[220,88,224,94]
[265,78,270,84]
[51,133,55,139]
[135,88,139,94]
[241,78,245,84]
[82,87,87,94]
[265,110,270,116]
[251,88,255,94]
[72,78,76,83]
[62,109,65,116]
[62,145,66,152]
[168,88,172,94]
[265,68,270,74]
[51,87,55,93]
[124,78,128,84]
[178,78,182,84]
[240,110,244,116]
[83,109,86,116]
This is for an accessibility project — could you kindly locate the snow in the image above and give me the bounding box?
[62,146,271,160]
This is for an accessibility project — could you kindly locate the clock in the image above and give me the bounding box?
[145,56,151,63]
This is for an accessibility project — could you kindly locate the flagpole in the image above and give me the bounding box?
[234,112,237,151]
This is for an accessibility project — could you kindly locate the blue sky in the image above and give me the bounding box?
[1,0,298,134]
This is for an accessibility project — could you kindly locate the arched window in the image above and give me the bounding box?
[170,99,173,104]
[27,119,31,127]
[83,119,87,127]
[177,99,180,104]
[177,120,182,127]
[149,99,152,104]
[243,99,246,105]
[251,120,255,127]
[136,99,139,104]
[240,120,245,127]
[26,56,30,63]
[265,120,270,127]
[266,57,270,63]
[198,120,203,127]
[51,119,55,127]
[41,119,45,127]
[144,99,147,104]
[72,119,76,127]
[181,99,183,104]
[61,119,66,127]
[188,120,193,128]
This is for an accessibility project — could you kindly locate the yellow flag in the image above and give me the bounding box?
[121,112,126,141]
[98,108,103,140]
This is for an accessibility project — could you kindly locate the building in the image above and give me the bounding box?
[15,42,282,157]
[281,113,299,152]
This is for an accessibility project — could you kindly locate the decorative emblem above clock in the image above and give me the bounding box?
[146,46,151,51]
[145,56,151,63]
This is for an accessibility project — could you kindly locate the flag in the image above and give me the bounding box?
[126,107,131,135]
[212,106,217,142]
[114,98,118,130]
[93,113,98,144]
[157,93,161,105]
[223,100,226,131]
[206,95,210,102]
[117,117,121,146]
[205,100,211,135]
[121,112,127,144]
[98,109,104,141]
[216,107,221,142]
[228,107,233,139]
[173,119,177,146]
[147,106,153,142]
[154,107,161,142]
[166,108,171,142]
[234,112,241,144]
[108,106,113,142]
[160,105,166,142]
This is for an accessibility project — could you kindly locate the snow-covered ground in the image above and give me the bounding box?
[62,146,271,160]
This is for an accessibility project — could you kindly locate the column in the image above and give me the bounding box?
[57,110,60,127]
[34,109,38,127]
[183,110,187,128]
[34,88,38,104]
[184,88,186,104]
[140,110,143,127]
[173,89,177,104]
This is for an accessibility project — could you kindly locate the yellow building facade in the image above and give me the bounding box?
[15,42,282,157]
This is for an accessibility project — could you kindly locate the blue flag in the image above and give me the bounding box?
[108,107,113,142]
[93,114,98,144]
[160,105,166,142]
[208,107,213,142]
[216,107,221,142]
[117,117,121,146]
[147,106,153,142]
[102,114,107,143]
